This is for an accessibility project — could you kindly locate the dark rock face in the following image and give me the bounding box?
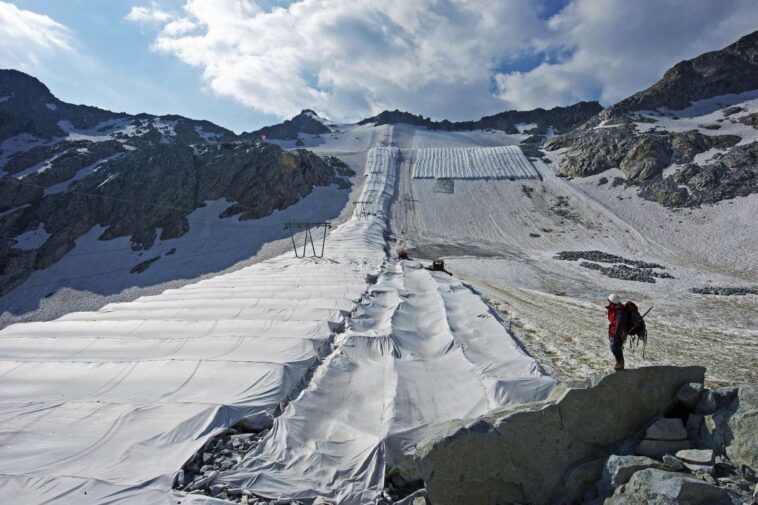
[547,127,740,181]
[638,141,758,207]
[242,109,331,140]
[607,30,758,115]
[358,101,603,135]
[0,71,343,297]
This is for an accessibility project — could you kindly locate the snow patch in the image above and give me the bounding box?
[193,125,221,143]
[0,95,12,103]
[44,153,124,196]
[515,122,537,133]
[13,224,50,251]
[45,103,58,111]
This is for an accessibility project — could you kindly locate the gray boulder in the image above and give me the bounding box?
[677,383,704,410]
[601,455,663,494]
[644,417,688,441]
[725,386,758,474]
[605,468,749,505]
[415,366,705,505]
[662,455,687,472]
[676,449,714,465]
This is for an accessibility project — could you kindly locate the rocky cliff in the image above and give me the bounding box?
[0,71,346,297]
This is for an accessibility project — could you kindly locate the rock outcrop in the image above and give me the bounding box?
[414,366,705,505]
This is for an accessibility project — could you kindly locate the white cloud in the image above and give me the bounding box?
[495,0,758,110]
[130,0,758,122]
[0,1,76,68]
[125,3,173,24]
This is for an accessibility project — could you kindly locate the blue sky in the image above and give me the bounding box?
[2,1,757,132]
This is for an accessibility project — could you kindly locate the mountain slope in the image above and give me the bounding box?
[608,30,758,115]
[0,71,350,307]
[544,29,758,208]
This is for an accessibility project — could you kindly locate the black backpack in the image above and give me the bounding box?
[624,301,646,338]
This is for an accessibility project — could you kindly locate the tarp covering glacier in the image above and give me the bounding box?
[0,142,554,504]
[410,145,539,179]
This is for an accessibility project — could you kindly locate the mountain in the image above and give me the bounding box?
[544,30,758,208]
[358,101,603,137]
[242,109,332,141]
[0,70,350,301]
[607,30,758,116]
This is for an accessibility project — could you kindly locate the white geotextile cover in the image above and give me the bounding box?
[0,147,393,503]
[0,145,553,504]
[411,145,538,179]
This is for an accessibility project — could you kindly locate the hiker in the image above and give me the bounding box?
[606,293,627,370]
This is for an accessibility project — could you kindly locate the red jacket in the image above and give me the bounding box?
[607,303,627,340]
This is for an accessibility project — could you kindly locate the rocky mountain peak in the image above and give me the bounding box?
[242,108,332,141]
[607,29,758,115]
[0,69,56,104]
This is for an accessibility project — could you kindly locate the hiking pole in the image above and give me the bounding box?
[640,306,653,359]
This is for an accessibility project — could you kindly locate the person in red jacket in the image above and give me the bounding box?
[606,293,627,370]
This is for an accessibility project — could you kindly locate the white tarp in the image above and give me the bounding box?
[0,143,553,505]
[0,158,391,504]
[219,147,554,503]
[411,145,539,179]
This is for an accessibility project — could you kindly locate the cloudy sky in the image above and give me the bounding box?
[2,0,757,132]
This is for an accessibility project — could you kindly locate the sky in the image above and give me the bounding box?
[2,0,758,133]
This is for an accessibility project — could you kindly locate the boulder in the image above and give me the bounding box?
[644,417,687,440]
[601,455,663,493]
[698,386,758,475]
[662,455,687,472]
[415,366,705,505]
[677,382,704,410]
[686,413,704,440]
[605,468,749,505]
[725,386,758,473]
[695,387,738,415]
[676,449,714,465]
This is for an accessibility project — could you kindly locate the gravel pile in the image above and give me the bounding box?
[555,250,664,269]
[173,427,275,504]
[556,250,672,284]
[579,262,673,283]
[690,286,758,296]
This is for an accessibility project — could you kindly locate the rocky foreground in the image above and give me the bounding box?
[416,367,757,505]
[172,366,757,505]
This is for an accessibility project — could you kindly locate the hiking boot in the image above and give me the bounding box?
[614,362,625,371]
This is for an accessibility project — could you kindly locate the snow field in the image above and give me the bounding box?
[411,145,538,179]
